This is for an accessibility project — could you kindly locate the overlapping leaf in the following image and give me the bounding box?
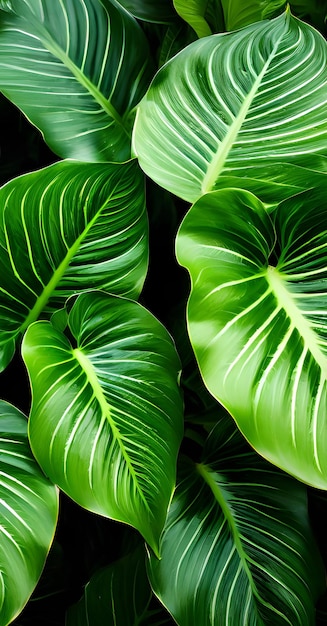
[0,159,148,371]
[0,401,58,626]
[66,545,152,626]
[66,544,174,625]
[0,0,153,161]
[115,0,177,23]
[133,11,327,202]
[22,291,183,556]
[176,186,327,488]
[148,416,325,625]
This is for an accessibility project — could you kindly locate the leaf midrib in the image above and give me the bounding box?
[18,191,113,334]
[196,462,286,621]
[22,10,130,138]
[266,265,327,377]
[201,14,289,194]
[72,347,150,511]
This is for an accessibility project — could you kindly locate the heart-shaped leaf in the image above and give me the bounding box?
[22,291,184,556]
[176,186,327,489]
[133,11,327,202]
[0,159,147,371]
[148,416,325,625]
[0,0,153,161]
[0,400,58,626]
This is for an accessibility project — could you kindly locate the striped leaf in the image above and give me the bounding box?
[0,0,153,161]
[0,401,58,626]
[66,546,152,626]
[66,544,174,625]
[133,11,327,202]
[148,417,325,625]
[0,159,147,372]
[176,186,327,488]
[22,291,184,556]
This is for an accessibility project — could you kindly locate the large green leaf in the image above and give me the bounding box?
[133,11,327,202]
[148,416,325,625]
[0,400,58,626]
[22,291,183,556]
[0,159,147,372]
[0,0,153,161]
[176,186,327,489]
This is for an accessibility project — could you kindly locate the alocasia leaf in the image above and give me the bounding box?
[133,11,327,203]
[0,159,147,371]
[176,186,327,489]
[0,401,58,626]
[0,0,153,161]
[22,291,184,556]
[148,416,325,625]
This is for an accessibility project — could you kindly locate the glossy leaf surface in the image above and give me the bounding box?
[22,291,183,555]
[149,417,324,625]
[133,11,327,202]
[0,401,58,626]
[0,159,147,371]
[0,0,153,161]
[177,186,327,488]
[173,0,213,37]
[116,0,177,23]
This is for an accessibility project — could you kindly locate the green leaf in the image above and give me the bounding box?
[0,159,148,372]
[173,0,225,36]
[115,0,177,23]
[173,0,213,37]
[148,416,325,625]
[0,400,58,626]
[22,291,184,556]
[66,545,151,625]
[176,186,327,489]
[133,11,327,202]
[0,0,153,161]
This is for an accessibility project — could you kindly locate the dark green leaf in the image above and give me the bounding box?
[0,159,147,371]
[148,416,325,625]
[0,0,153,161]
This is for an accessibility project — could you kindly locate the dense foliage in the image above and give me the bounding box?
[0,0,327,624]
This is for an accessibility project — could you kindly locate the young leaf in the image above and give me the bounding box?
[0,0,153,161]
[133,11,327,202]
[0,159,148,371]
[148,416,325,625]
[173,0,214,37]
[0,400,58,626]
[22,291,184,556]
[176,186,327,489]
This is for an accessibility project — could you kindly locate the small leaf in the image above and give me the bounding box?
[148,416,325,625]
[133,11,327,202]
[0,400,58,626]
[176,186,327,488]
[0,159,148,371]
[22,291,184,556]
[66,544,151,625]
[115,0,178,23]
